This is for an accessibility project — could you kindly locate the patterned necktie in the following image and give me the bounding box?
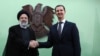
[58,22,63,36]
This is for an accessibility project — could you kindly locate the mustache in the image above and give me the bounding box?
[21,20,27,23]
[19,20,28,25]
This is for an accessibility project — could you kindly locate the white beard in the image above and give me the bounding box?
[19,21,29,29]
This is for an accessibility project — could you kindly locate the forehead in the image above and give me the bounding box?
[56,6,64,10]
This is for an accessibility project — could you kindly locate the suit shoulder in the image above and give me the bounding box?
[51,23,57,28]
[9,24,19,30]
[67,21,76,25]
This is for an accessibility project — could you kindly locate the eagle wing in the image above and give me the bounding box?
[42,6,54,28]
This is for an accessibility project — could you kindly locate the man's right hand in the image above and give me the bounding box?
[29,40,39,48]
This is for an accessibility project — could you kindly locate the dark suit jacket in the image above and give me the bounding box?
[39,21,81,56]
[3,25,39,56]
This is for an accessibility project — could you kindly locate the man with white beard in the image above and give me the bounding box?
[3,10,39,56]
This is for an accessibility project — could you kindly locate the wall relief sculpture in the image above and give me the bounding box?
[22,3,54,38]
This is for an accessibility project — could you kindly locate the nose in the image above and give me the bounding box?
[23,18,26,20]
[58,10,62,13]
[58,11,62,14]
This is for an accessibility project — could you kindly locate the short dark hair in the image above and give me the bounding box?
[55,5,65,11]
[17,10,30,20]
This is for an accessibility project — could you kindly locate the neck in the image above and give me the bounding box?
[58,18,64,22]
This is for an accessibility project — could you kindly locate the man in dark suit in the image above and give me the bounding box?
[3,10,39,56]
[33,5,81,56]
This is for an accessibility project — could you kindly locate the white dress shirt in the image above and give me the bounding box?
[57,19,66,34]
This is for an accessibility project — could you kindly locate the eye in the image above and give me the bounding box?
[60,10,63,11]
[56,10,59,12]
[20,17,23,19]
[25,17,28,19]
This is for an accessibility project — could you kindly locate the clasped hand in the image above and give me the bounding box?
[29,40,39,48]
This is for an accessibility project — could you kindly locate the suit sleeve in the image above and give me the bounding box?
[38,29,53,48]
[72,24,81,56]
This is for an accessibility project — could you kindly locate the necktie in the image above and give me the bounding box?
[58,22,63,36]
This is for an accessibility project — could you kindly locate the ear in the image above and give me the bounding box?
[64,10,66,14]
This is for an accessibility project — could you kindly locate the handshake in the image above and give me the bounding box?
[29,40,39,48]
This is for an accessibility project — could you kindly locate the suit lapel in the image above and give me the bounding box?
[52,23,60,39]
[61,21,68,39]
[54,23,65,40]
[55,23,59,36]
[52,21,69,40]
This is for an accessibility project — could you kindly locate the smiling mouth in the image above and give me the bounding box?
[58,15,63,16]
